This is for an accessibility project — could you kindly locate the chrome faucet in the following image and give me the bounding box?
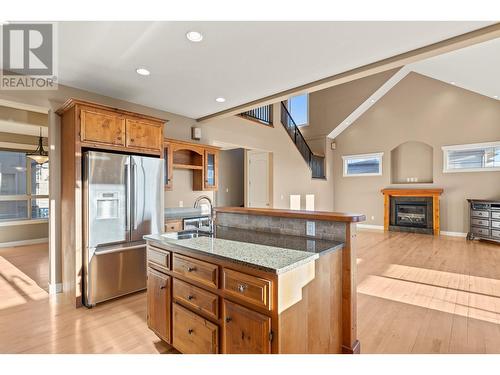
[194,195,214,233]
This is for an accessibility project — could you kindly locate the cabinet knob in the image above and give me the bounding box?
[188,329,194,335]
[130,138,135,142]
[187,266,196,272]
[225,317,232,323]
[160,285,166,290]
[187,295,194,300]
[237,283,248,293]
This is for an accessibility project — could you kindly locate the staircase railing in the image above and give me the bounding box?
[280,101,325,179]
[239,104,273,126]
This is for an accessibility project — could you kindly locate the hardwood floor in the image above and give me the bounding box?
[357,230,500,354]
[0,232,499,354]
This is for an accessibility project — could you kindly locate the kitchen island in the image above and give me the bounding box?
[144,207,365,354]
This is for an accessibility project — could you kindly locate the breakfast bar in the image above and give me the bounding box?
[144,207,365,354]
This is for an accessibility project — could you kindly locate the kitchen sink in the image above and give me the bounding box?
[161,229,213,240]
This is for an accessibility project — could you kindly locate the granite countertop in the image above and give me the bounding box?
[144,226,344,274]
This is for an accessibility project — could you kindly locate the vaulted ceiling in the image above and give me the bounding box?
[56,21,493,119]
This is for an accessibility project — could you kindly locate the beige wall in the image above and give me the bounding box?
[165,169,214,208]
[391,141,434,184]
[216,148,245,207]
[332,72,500,233]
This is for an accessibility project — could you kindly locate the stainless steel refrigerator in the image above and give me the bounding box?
[83,151,163,307]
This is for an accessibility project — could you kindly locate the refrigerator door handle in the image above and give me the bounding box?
[125,162,130,232]
[131,159,137,231]
[94,244,145,256]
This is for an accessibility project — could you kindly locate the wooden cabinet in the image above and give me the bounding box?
[173,278,219,320]
[172,254,219,289]
[165,219,183,233]
[163,139,219,191]
[80,108,125,146]
[222,268,271,310]
[172,303,219,354]
[222,300,272,354]
[147,268,171,343]
[125,119,162,152]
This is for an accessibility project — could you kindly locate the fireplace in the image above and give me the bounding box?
[381,189,443,235]
[395,202,427,228]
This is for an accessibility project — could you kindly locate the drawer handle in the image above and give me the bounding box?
[187,266,197,272]
[237,283,248,293]
[160,285,166,290]
[225,317,232,323]
[188,329,194,335]
[187,295,194,301]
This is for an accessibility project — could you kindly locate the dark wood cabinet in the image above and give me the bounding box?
[222,300,272,354]
[147,268,171,343]
[467,199,500,243]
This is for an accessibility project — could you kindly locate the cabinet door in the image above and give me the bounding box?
[147,269,171,343]
[126,119,162,152]
[80,109,125,146]
[204,149,218,190]
[164,143,173,190]
[222,300,271,354]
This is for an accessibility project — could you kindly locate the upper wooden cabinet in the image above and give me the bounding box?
[56,98,166,155]
[80,108,126,147]
[164,138,219,191]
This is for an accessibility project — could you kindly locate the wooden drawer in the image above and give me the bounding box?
[172,254,218,289]
[165,220,183,233]
[492,212,500,220]
[492,230,500,239]
[173,278,219,319]
[147,246,170,270]
[471,218,490,228]
[222,268,272,310]
[172,303,218,354]
[472,226,490,237]
[492,221,500,229]
[471,210,489,218]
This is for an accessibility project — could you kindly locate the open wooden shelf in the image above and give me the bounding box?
[173,163,203,170]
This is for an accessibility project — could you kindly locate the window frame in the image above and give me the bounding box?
[0,149,49,223]
[342,152,384,177]
[287,93,309,127]
[442,141,500,173]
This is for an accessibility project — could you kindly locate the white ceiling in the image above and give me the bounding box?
[410,37,500,99]
[57,21,493,119]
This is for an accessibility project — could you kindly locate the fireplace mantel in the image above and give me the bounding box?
[381,188,443,235]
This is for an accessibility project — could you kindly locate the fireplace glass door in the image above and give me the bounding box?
[395,203,427,228]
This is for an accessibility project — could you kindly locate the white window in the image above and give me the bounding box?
[442,141,500,173]
[0,150,49,222]
[342,152,383,177]
[287,93,308,127]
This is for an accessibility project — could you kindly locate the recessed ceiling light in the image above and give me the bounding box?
[450,81,456,85]
[186,31,203,42]
[494,95,498,99]
[215,97,226,103]
[136,68,150,76]
[370,99,375,103]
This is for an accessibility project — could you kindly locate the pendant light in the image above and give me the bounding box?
[27,127,49,164]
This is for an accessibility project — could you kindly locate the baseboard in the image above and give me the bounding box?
[440,231,467,238]
[48,283,63,295]
[0,237,49,248]
[356,224,467,238]
[356,224,384,230]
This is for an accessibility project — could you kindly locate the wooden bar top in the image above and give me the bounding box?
[214,207,366,223]
[381,188,443,196]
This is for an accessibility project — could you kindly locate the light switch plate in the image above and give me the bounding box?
[306,221,315,236]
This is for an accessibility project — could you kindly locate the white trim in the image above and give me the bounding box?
[0,237,48,248]
[357,224,384,230]
[328,67,411,139]
[342,152,383,177]
[441,141,500,151]
[0,219,48,227]
[48,283,63,295]
[440,231,467,238]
